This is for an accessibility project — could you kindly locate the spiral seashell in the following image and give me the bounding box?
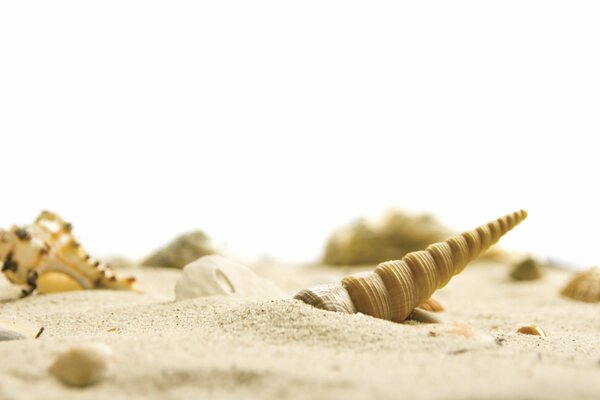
[295,210,528,322]
[560,267,600,303]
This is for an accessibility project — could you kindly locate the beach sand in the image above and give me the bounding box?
[1,260,599,400]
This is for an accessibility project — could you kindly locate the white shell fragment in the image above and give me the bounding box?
[49,343,115,387]
[0,319,44,341]
[175,255,288,301]
[0,329,27,341]
[407,308,444,324]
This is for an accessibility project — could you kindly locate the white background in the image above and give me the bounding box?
[1,1,598,268]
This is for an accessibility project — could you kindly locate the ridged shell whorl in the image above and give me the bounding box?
[295,210,527,322]
[561,267,600,303]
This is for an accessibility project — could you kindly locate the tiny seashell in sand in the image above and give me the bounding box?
[175,255,288,301]
[517,325,547,337]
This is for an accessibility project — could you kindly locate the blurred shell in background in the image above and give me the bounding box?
[517,325,547,337]
[141,230,215,268]
[509,257,543,281]
[561,267,600,303]
[100,256,137,269]
[322,210,452,266]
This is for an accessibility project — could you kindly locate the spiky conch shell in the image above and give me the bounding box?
[560,267,600,303]
[295,210,528,322]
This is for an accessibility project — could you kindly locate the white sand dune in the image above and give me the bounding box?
[0,262,599,399]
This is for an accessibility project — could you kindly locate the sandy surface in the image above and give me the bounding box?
[0,260,599,400]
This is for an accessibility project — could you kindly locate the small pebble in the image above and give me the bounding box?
[49,343,115,387]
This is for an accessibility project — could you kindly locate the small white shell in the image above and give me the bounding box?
[0,329,27,341]
[175,255,288,301]
[49,343,115,387]
[0,319,43,341]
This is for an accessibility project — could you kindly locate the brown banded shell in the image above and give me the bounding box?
[0,319,44,341]
[560,267,600,303]
[295,210,528,322]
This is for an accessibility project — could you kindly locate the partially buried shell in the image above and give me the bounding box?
[561,267,600,303]
[295,210,528,322]
[174,255,288,301]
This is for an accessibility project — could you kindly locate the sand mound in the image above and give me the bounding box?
[0,263,599,399]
